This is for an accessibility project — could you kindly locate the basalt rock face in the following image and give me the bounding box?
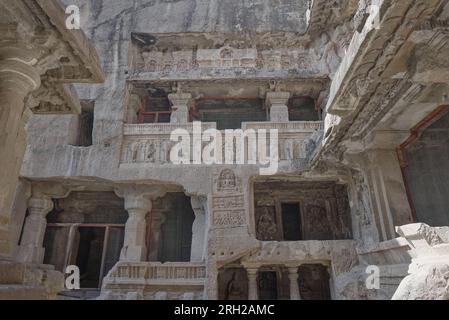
[393,264,449,300]
[64,0,311,34]
[11,0,449,301]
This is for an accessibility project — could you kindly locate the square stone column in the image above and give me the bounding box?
[168,93,192,123]
[16,196,54,263]
[121,194,152,262]
[365,149,413,241]
[266,91,290,122]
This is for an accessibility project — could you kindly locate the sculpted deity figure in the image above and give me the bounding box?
[257,207,278,240]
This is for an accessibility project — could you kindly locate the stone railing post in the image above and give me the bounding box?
[168,92,192,123]
[266,91,290,122]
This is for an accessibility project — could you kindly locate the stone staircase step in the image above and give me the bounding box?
[0,285,49,300]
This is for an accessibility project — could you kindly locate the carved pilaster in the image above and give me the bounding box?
[190,196,208,263]
[17,196,54,263]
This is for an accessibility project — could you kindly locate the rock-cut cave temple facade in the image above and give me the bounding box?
[0,0,449,300]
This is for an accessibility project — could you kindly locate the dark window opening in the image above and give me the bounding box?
[195,98,267,130]
[138,96,171,123]
[257,267,290,300]
[76,227,105,289]
[77,101,94,147]
[288,96,319,121]
[43,192,126,290]
[281,202,302,241]
[157,194,195,262]
[258,271,278,300]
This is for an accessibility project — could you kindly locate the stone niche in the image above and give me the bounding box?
[253,180,353,241]
[218,268,248,300]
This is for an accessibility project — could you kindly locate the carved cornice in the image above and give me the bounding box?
[28,81,81,114]
[319,0,446,161]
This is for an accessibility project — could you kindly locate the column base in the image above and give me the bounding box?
[270,105,289,122]
[120,245,147,262]
[16,245,45,264]
[0,261,64,300]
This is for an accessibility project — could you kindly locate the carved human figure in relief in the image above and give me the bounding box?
[226,272,245,300]
[283,139,294,160]
[217,169,236,191]
[146,142,156,163]
[257,207,278,241]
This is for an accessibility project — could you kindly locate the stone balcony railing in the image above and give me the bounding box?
[120,121,324,166]
[99,262,207,300]
[103,262,207,287]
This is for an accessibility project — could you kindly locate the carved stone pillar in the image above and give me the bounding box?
[121,194,152,261]
[287,266,301,300]
[17,197,53,263]
[168,92,192,123]
[190,196,207,262]
[147,211,166,261]
[266,91,290,122]
[246,268,259,300]
[365,149,413,241]
[0,45,41,251]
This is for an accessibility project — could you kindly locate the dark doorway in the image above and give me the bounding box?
[158,194,195,262]
[76,227,105,289]
[196,98,267,130]
[258,271,278,300]
[298,264,331,300]
[281,202,302,241]
[43,224,125,289]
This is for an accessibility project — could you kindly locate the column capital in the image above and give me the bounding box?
[115,185,167,202]
[27,196,54,217]
[0,59,41,95]
[266,91,290,107]
[287,266,300,274]
[245,267,259,276]
[168,92,192,123]
[168,92,192,106]
[190,196,207,215]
